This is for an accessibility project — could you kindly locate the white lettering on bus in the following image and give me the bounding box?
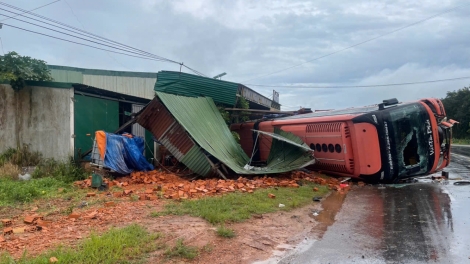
[426,119,435,156]
[384,122,394,174]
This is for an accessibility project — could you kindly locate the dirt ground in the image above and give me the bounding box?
[0,172,349,263]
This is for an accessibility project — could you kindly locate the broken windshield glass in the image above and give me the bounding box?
[388,104,431,177]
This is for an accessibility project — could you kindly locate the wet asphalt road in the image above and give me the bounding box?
[279,153,470,264]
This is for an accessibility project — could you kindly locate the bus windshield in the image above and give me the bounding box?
[388,103,433,177]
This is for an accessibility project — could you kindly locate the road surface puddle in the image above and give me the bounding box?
[310,190,348,238]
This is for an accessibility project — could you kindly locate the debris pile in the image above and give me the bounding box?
[1,214,49,248]
[74,170,347,200]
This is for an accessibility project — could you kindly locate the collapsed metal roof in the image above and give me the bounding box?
[154,71,280,110]
[137,92,314,177]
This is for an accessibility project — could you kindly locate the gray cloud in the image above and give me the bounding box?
[1,0,469,112]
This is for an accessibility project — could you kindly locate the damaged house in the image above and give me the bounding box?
[1,66,291,175]
[0,65,156,161]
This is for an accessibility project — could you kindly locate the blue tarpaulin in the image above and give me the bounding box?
[103,133,154,174]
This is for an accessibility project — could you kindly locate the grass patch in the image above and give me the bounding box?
[216,226,236,238]
[152,182,328,224]
[0,147,87,206]
[0,224,160,264]
[0,177,75,206]
[164,239,198,260]
[453,138,470,145]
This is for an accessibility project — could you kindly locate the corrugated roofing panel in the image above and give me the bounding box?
[137,100,174,138]
[180,146,212,176]
[136,97,213,176]
[156,92,314,174]
[83,75,156,99]
[154,71,238,106]
[50,68,83,83]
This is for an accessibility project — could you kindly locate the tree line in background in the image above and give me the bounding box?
[441,87,470,139]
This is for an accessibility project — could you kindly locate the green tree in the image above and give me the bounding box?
[0,51,53,91]
[235,97,250,123]
[441,87,470,139]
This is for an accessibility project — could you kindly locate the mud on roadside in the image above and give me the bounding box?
[0,171,350,263]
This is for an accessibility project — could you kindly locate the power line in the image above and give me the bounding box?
[242,3,470,83]
[0,10,180,62]
[0,2,180,64]
[63,0,84,29]
[0,0,61,22]
[0,7,175,63]
[245,76,470,89]
[61,0,128,69]
[182,64,207,77]
[1,23,170,62]
[0,2,207,76]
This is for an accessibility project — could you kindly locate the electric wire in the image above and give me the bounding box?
[1,23,170,62]
[0,0,61,22]
[0,2,208,75]
[0,8,174,62]
[245,76,470,89]
[63,0,84,29]
[182,64,207,77]
[61,0,129,69]
[0,2,205,76]
[0,1,180,64]
[242,3,470,83]
[0,11,179,62]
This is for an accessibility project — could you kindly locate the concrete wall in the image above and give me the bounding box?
[0,84,73,160]
[0,84,16,151]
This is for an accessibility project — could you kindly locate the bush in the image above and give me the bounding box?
[0,146,86,183]
[0,145,42,167]
[0,148,87,206]
[32,159,86,183]
[0,162,20,180]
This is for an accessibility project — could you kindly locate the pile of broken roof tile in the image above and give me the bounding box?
[74,170,346,200]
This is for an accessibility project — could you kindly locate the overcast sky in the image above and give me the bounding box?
[1,0,469,110]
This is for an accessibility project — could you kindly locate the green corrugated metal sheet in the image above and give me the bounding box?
[155,71,238,106]
[180,145,212,176]
[49,68,83,83]
[157,92,314,174]
[266,128,315,170]
[74,95,119,159]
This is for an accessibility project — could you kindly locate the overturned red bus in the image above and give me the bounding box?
[231,98,456,183]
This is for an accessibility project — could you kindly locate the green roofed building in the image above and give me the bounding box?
[0,66,278,163]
